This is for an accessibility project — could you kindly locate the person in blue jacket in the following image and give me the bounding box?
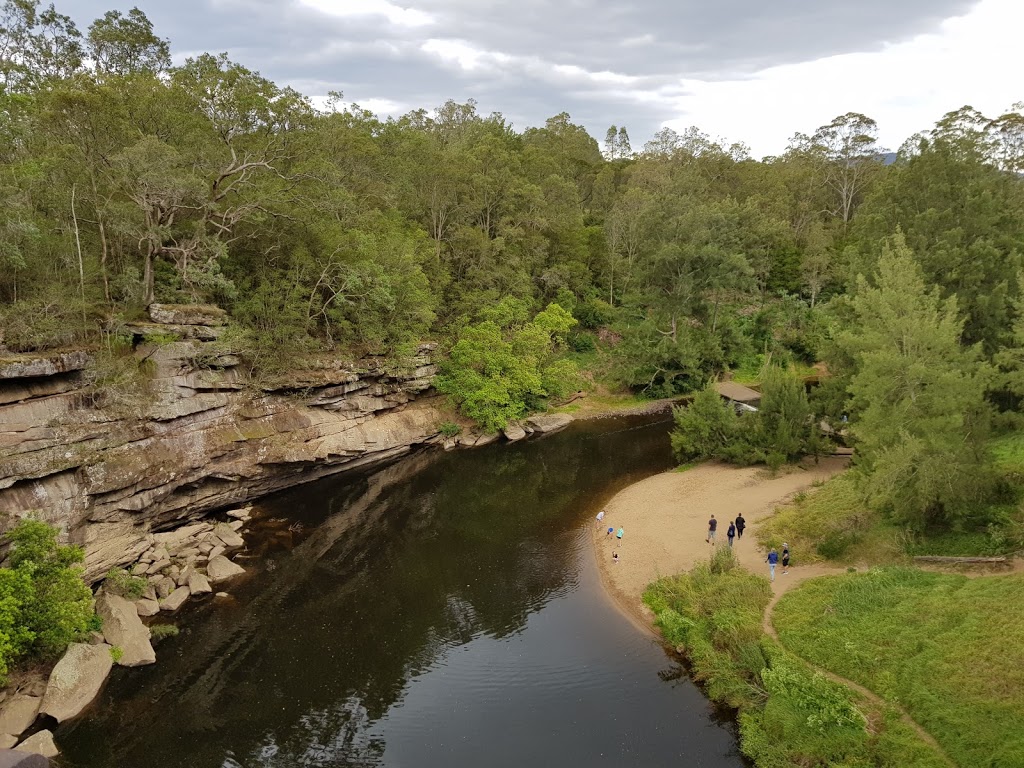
[766,548,779,582]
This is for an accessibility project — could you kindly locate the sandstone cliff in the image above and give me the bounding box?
[0,306,445,581]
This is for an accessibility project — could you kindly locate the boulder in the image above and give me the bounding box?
[525,413,573,434]
[159,586,190,612]
[154,577,176,600]
[14,729,59,759]
[152,523,211,551]
[503,424,527,442]
[39,642,113,723]
[0,734,16,748]
[148,303,227,326]
[174,568,190,588]
[0,695,40,736]
[227,520,245,532]
[226,506,252,520]
[208,545,226,561]
[441,438,458,451]
[145,559,170,576]
[206,556,245,584]
[95,593,155,667]
[135,599,160,617]
[475,432,499,446]
[187,570,212,595]
[213,523,244,548]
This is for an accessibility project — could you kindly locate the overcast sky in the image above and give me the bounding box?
[67,0,1021,157]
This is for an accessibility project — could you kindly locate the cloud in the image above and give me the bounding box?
[64,0,1000,152]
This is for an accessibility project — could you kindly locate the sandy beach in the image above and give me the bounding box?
[594,457,851,630]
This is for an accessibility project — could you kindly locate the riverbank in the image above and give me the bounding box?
[593,457,850,630]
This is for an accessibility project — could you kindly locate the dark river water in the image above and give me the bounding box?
[56,414,745,768]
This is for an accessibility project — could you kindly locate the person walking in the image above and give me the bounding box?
[616,527,624,541]
[766,548,779,582]
[727,522,736,548]
[782,544,790,575]
[706,515,717,545]
[735,513,746,540]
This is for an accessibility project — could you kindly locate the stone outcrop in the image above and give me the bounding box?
[0,697,39,738]
[0,313,443,582]
[0,307,575,585]
[525,413,574,434]
[39,642,113,723]
[13,730,58,759]
[206,556,245,584]
[159,587,190,612]
[95,594,155,667]
[503,424,527,442]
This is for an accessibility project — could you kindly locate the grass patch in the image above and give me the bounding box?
[774,568,1024,767]
[989,431,1024,475]
[757,472,905,565]
[643,550,946,767]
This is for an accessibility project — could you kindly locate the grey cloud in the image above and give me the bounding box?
[66,0,979,143]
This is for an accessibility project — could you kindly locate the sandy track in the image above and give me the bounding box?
[593,457,850,630]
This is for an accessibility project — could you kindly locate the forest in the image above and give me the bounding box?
[3,3,1024,541]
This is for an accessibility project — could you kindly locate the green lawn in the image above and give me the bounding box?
[774,568,1024,768]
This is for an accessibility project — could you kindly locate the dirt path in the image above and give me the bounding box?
[760,591,956,766]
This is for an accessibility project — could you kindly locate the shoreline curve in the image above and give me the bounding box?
[590,457,852,633]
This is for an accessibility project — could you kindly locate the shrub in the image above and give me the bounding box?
[149,624,180,641]
[438,421,462,438]
[104,568,148,599]
[0,520,96,681]
[669,385,738,463]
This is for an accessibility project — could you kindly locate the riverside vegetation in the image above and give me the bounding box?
[4,1,1024,441]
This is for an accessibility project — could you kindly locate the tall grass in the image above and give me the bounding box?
[643,550,947,767]
[774,568,1024,767]
[757,472,904,564]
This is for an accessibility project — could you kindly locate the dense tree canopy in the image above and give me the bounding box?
[3,1,1024,531]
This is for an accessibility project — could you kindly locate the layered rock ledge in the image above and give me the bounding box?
[0,308,444,581]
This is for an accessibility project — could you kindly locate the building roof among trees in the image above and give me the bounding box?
[714,381,762,403]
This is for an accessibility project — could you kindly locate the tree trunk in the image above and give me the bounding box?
[143,247,155,307]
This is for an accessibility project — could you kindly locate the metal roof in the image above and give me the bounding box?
[713,381,762,403]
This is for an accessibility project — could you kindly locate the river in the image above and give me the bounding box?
[56,414,746,768]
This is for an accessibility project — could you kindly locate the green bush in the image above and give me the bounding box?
[435,301,579,431]
[149,624,180,641]
[438,421,462,438]
[0,520,96,681]
[104,567,148,599]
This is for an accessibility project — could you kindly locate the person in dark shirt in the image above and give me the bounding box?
[782,544,790,575]
[735,513,746,540]
[706,515,717,545]
[727,522,736,547]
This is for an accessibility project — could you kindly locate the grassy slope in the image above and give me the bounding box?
[644,551,948,767]
[774,568,1024,768]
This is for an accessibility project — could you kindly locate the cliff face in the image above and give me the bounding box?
[0,307,444,581]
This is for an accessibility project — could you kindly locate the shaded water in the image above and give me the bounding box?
[57,414,745,768]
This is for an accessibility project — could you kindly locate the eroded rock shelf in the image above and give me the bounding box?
[0,305,446,582]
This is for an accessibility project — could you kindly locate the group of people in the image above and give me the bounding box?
[705,513,745,547]
[596,509,624,563]
[708,513,791,582]
[765,545,791,582]
[599,508,792,581]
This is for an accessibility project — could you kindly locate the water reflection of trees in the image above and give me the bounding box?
[57,416,671,768]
